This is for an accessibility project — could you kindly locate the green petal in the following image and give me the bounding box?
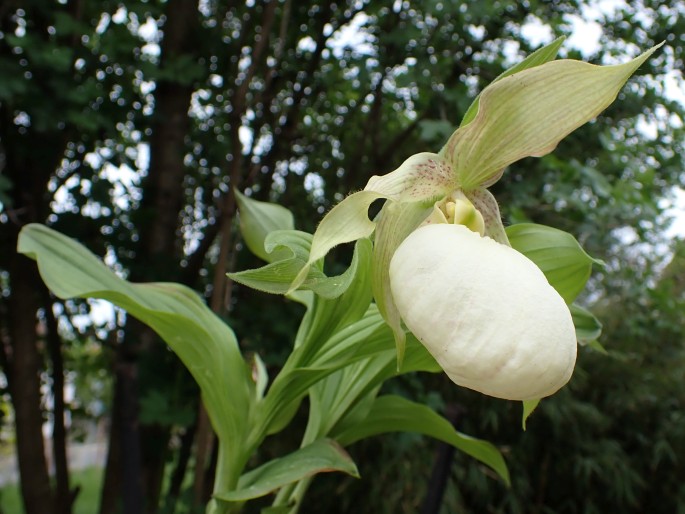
[372,201,432,366]
[290,153,455,292]
[445,44,663,189]
[366,152,457,201]
[289,190,384,291]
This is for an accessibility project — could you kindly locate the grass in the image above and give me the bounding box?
[0,467,104,514]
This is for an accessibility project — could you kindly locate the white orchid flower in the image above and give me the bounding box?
[390,223,576,400]
[289,42,661,400]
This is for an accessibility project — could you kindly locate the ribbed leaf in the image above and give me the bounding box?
[230,231,372,300]
[17,224,251,469]
[235,190,295,263]
[571,303,603,344]
[215,439,359,502]
[335,395,510,486]
[256,308,438,439]
[507,223,601,304]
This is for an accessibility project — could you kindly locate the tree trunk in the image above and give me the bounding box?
[7,252,54,514]
[420,404,464,514]
[1,96,59,512]
[166,422,197,502]
[98,1,202,511]
[44,297,75,514]
[99,373,123,514]
[99,349,145,514]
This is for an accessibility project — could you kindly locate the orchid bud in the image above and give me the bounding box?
[389,223,577,400]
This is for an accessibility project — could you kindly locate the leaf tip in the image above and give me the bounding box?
[522,398,541,430]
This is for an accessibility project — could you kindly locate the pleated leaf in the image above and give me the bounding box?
[215,439,359,502]
[235,190,295,263]
[335,394,510,486]
[17,224,251,458]
[507,223,601,304]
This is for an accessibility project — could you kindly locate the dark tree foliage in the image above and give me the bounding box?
[0,1,683,513]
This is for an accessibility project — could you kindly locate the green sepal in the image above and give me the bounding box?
[446,43,663,189]
[460,36,566,128]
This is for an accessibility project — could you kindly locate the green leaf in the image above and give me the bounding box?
[522,398,541,430]
[446,44,663,188]
[308,334,441,442]
[255,308,388,438]
[252,353,269,401]
[235,190,295,262]
[571,303,603,344]
[230,231,372,300]
[17,224,251,482]
[307,361,387,442]
[215,439,359,502]
[460,36,566,128]
[586,340,608,354]
[507,223,601,304]
[293,243,373,352]
[230,230,317,294]
[335,395,510,486]
[260,507,292,514]
[256,307,438,439]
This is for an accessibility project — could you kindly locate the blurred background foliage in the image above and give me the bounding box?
[0,0,683,513]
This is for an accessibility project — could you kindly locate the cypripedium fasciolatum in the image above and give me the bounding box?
[289,40,662,401]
